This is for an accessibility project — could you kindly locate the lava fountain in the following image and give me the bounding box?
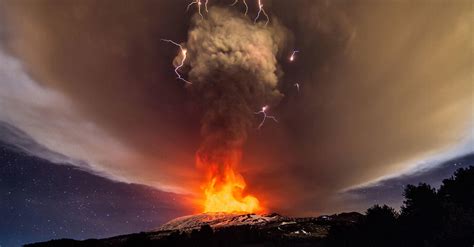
[197,150,263,213]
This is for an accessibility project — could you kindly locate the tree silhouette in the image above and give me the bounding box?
[399,183,444,246]
[327,166,474,247]
[361,204,399,247]
[437,166,474,246]
[366,204,398,224]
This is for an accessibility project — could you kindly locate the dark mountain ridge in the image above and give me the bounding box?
[25,212,363,247]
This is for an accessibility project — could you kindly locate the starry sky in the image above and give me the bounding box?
[0,140,191,246]
[0,0,472,245]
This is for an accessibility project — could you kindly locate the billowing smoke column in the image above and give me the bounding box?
[173,7,287,213]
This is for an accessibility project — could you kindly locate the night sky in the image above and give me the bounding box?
[0,142,190,246]
[0,0,472,246]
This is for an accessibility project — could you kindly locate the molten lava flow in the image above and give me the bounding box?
[197,151,263,214]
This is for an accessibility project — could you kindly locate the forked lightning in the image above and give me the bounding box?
[161,39,192,85]
[187,0,209,18]
[231,0,249,15]
[255,105,278,129]
[254,0,269,26]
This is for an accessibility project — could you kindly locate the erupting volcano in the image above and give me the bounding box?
[169,7,287,214]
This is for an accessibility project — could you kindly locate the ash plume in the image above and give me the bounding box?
[175,7,288,166]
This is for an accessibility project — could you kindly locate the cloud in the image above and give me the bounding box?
[0,50,154,187]
[243,0,473,214]
[0,0,472,215]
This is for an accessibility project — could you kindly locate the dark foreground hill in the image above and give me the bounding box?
[25,212,363,247]
[26,166,474,247]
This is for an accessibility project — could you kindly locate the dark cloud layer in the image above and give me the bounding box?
[1,0,472,215]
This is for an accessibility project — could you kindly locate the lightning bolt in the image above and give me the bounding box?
[231,0,249,16]
[289,50,299,62]
[254,0,269,26]
[161,39,192,85]
[255,105,278,129]
[186,0,209,19]
[294,83,300,92]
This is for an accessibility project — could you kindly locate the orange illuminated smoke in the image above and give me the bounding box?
[197,151,264,214]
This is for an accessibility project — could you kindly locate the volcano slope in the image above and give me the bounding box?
[25,212,363,247]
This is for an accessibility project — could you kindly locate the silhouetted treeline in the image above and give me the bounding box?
[327,166,474,247]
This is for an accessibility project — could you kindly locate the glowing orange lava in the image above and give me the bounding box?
[197,151,264,214]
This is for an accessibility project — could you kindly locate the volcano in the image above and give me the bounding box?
[26,212,363,246]
[157,212,287,231]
